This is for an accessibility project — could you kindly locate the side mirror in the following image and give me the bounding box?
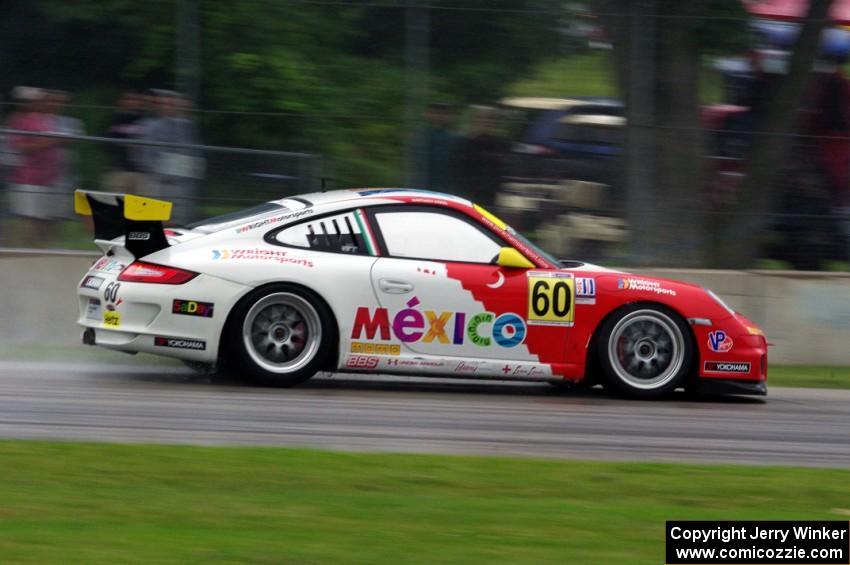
[496,247,535,269]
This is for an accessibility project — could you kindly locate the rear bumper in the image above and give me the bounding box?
[76,271,251,363]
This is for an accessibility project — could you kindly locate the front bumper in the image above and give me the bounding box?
[693,313,768,386]
[697,377,767,396]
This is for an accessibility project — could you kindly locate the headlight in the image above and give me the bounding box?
[706,289,736,315]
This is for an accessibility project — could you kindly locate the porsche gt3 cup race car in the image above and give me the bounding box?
[74,188,768,399]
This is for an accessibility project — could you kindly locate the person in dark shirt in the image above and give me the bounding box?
[807,54,850,262]
[455,105,509,209]
[101,91,146,194]
[423,102,458,191]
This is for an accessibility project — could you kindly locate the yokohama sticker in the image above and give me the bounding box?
[154,336,206,350]
[704,361,750,374]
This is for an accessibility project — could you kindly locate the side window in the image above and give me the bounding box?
[275,211,368,255]
[374,210,502,263]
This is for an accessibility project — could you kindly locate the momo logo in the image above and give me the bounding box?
[707,330,733,353]
[154,336,206,350]
[172,299,214,318]
[351,297,526,348]
[704,361,750,373]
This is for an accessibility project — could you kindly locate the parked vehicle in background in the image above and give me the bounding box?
[497,97,627,261]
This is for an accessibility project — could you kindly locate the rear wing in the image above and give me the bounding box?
[74,190,172,258]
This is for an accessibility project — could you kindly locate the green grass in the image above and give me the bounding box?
[0,441,848,564]
[507,51,724,103]
[767,365,850,390]
[507,51,618,98]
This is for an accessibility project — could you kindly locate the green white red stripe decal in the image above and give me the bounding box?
[355,208,379,256]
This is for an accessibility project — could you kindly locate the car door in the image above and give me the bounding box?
[363,205,574,372]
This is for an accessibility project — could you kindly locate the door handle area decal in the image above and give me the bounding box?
[379,279,414,294]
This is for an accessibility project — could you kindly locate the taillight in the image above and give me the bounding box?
[117,261,198,284]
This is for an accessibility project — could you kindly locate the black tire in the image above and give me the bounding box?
[597,303,693,399]
[227,284,336,387]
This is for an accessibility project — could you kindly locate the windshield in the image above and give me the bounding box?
[185,202,286,230]
[505,225,562,267]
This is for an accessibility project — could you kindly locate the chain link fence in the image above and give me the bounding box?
[2,1,850,270]
[0,127,320,249]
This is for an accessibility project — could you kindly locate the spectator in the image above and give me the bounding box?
[138,90,204,225]
[5,86,64,246]
[424,102,458,191]
[807,53,850,262]
[48,90,84,195]
[102,90,146,194]
[0,94,12,246]
[455,105,508,209]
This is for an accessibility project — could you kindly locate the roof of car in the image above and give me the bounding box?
[275,188,473,210]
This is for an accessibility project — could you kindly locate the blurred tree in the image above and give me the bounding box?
[721,0,833,268]
[0,0,561,188]
[596,0,833,268]
[598,0,719,266]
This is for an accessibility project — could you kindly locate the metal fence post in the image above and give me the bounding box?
[404,1,430,188]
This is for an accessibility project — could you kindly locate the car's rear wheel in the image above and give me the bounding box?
[229,285,335,386]
[598,304,693,399]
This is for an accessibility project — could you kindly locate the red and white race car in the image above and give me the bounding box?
[74,188,767,398]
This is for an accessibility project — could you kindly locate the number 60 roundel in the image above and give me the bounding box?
[527,272,575,326]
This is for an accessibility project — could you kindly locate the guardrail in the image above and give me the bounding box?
[1,250,848,365]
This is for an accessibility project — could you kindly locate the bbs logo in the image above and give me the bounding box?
[345,355,379,369]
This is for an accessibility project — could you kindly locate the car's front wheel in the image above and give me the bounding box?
[598,304,693,399]
[228,285,335,386]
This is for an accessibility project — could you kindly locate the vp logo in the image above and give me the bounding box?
[707,330,733,353]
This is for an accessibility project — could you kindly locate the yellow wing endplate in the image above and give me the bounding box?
[73,190,93,216]
[124,194,172,221]
[74,190,172,221]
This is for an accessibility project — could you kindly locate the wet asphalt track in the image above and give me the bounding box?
[0,360,847,467]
